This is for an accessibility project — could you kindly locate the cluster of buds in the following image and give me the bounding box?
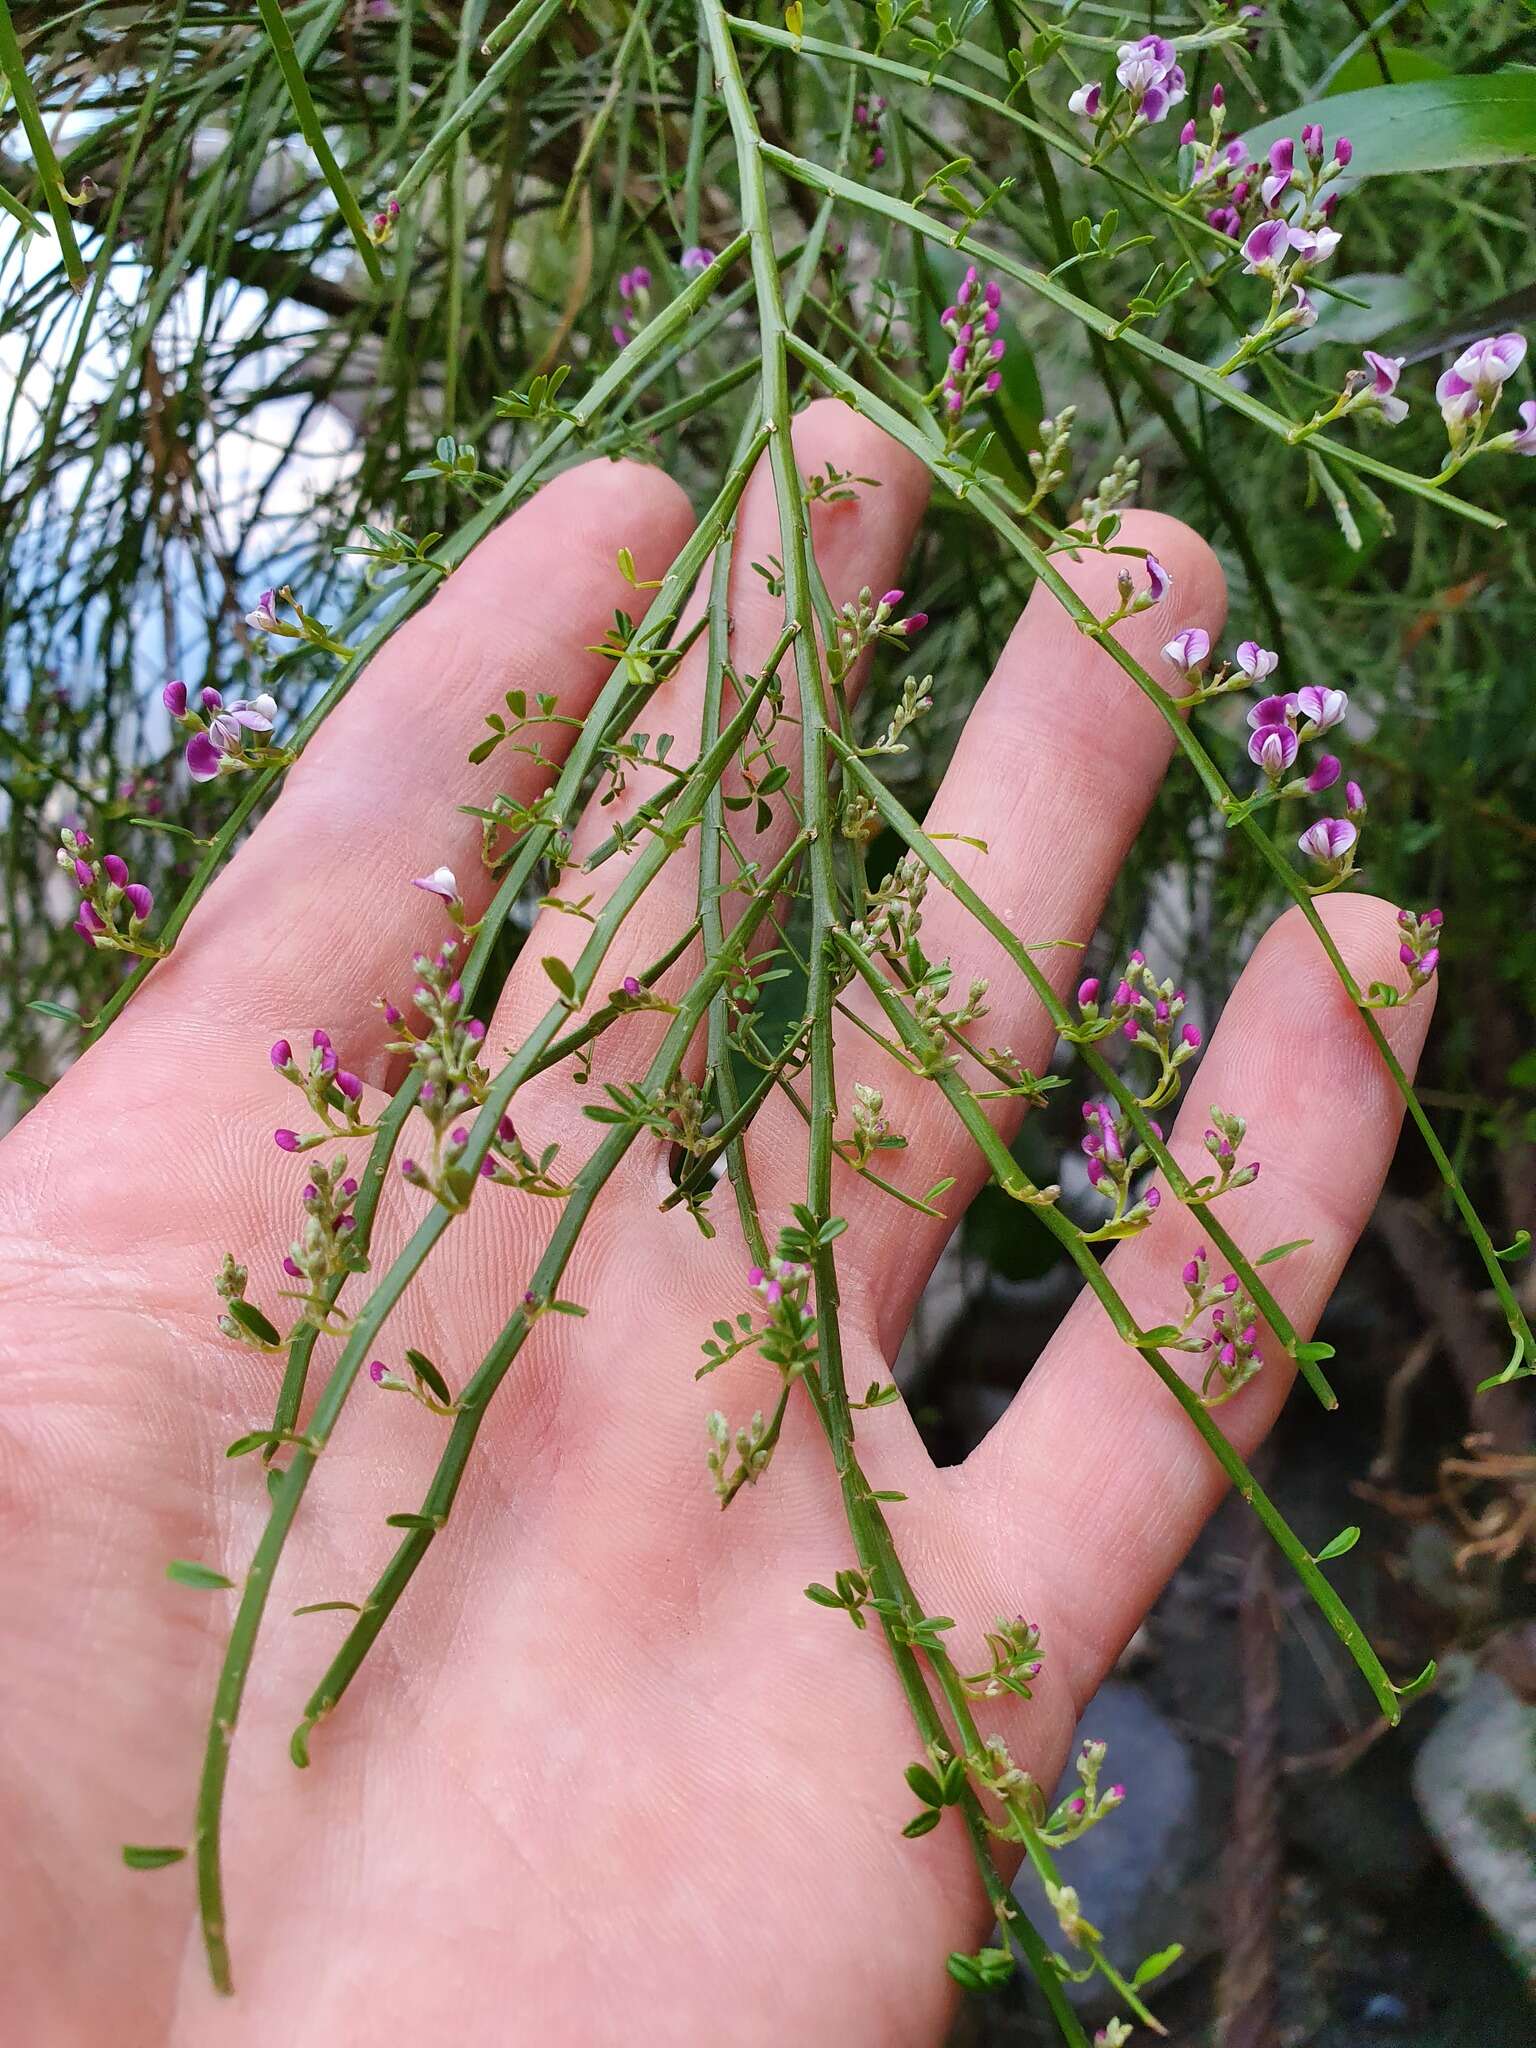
[854,849,929,961]
[164,678,284,784]
[244,584,354,662]
[271,1028,372,1148]
[1038,1738,1127,1852]
[368,194,401,245]
[1363,906,1444,1009]
[385,935,492,1203]
[938,266,1005,442]
[1027,408,1076,510]
[476,1113,571,1198]
[1075,952,1202,1109]
[749,1253,818,1385]
[610,264,650,348]
[1075,448,1141,530]
[1218,124,1353,363]
[57,825,160,956]
[1194,1105,1260,1198]
[277,1159,368,1331]
[832,586,928,678]
[958,1616,1043,1702]
[214,1253,282,1353]
[1173,1245,1266,1404]
[853,93,887,170]
[1435,332,1536,475]
[840,1082,905,1171]
[1069,32,1187,138]
[1079,1099,1162,1239]
[705,1406,774,1507]
[1181,81,1240,195]
[864,673,935,758]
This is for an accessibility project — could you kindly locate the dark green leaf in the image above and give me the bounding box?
[5,1068,46,1095]
[292,1600,363,1615]
[804,1582,845,1609]
[904,1763,943,1808]
[542,955,578,1002]
[384,1512,439,1531]
[227,1298,282,1347]
[404,1347,453,1406]
[1243,76,1536,184]
[225,1430,287,1459]
[901,1807,942,1838]
[27,999,82,1025]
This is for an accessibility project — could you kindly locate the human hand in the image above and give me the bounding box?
[0,406,1431,2047]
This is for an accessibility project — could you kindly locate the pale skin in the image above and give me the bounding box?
[0,405,1432,2046]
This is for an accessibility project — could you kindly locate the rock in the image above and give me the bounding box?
[1010,1680,1215,2017]
[1413,1668,1536,1985]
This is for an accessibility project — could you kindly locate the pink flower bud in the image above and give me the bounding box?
[1181,1024,1201,1049]
[162,679,187,716]
[270,1039,292,1068]
[622,976,640,995]
[336,1070,362,1101]
[102,853,129,886]
[1182,1257,1201,1287]
[1419,948,1439,976]
[123,883,153,921]
[274,1129,300,1151]
[1077,977,1100,1008]
[1180,119,1197,146]
[369,1360,387,1383]
[1210,84,1225,109]
[1334,135,1353,166]
[283,1256,303,1278]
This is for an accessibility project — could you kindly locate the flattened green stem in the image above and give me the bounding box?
[291,835,807,1756]
[794,339,1531,1389]
[197,594,786,1993]
[835,929,1406,1726]
[254,0,385,287]
[758,139,1502,532]
[85,237,752,1044]
[0,0,84,285]
[394,0,566,207]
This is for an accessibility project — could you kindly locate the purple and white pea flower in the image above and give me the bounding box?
[245,588,281,635]
[1068,80,1103,119]
[185,692,279,781]
[1297,817,1357,870]
[1234,640,1278,682]
[1295,684,1348,737]
[1360,351,1408,425]
[1248,722,1298,779]
[1436,332,1527,428]
[412,865,460,904]
[1161,626,1209,673]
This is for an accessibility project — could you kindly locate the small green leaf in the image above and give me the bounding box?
[1393,1658,1438,1706]
[290,1723,312,1769]
[904,1763,943,1808]
[871,1489,907,1502]
[166,1559,235,1590]
[542,955,578,1002]
[292,1600,363,1615]
[122,1844,187,1870]
[1295,1340,1335,1365]
[404,1347,452,1406]
[1315,1525,1361,1563]
[1256,1238,1313,1266]
[225,1430,286,1459]
[1136,1325,1182,1346]
[901,1807,942,1839]
[1494,1231,1531,1263]
[1131,1941,1184,1989]
[548,1299,588,1317]
[227,1298,282,1347]
[384,1512,439,1531]
[28,999,83,1025]
[5,1068,46,1096]
[804,1582,845,1609]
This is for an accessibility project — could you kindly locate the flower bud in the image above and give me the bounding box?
[162,679,188,716]
[1077,977,1100,1008]
[102,853,129,886]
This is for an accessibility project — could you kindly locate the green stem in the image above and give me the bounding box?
[0,0,84,286]
[254,0,385,287]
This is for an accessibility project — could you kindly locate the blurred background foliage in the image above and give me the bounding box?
[1,1,1534,2034]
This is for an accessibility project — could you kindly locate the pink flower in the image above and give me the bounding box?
[1248,723,1298,777]
[412,865,459,902]
[1235,640,1278,682]
[1142,553,1171,604]
[1295,684,1348,736]
[1241,217,1290,274]
[1509,399,1536,454]
[1362,351,1408,425]
[245,588,280,634]
[1449,331,1526,399]
[1068,80,1102,118]
[1162,626,1209,672]
[1297,817,1357,867]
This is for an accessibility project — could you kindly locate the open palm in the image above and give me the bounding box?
[0,406,1430,2047]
